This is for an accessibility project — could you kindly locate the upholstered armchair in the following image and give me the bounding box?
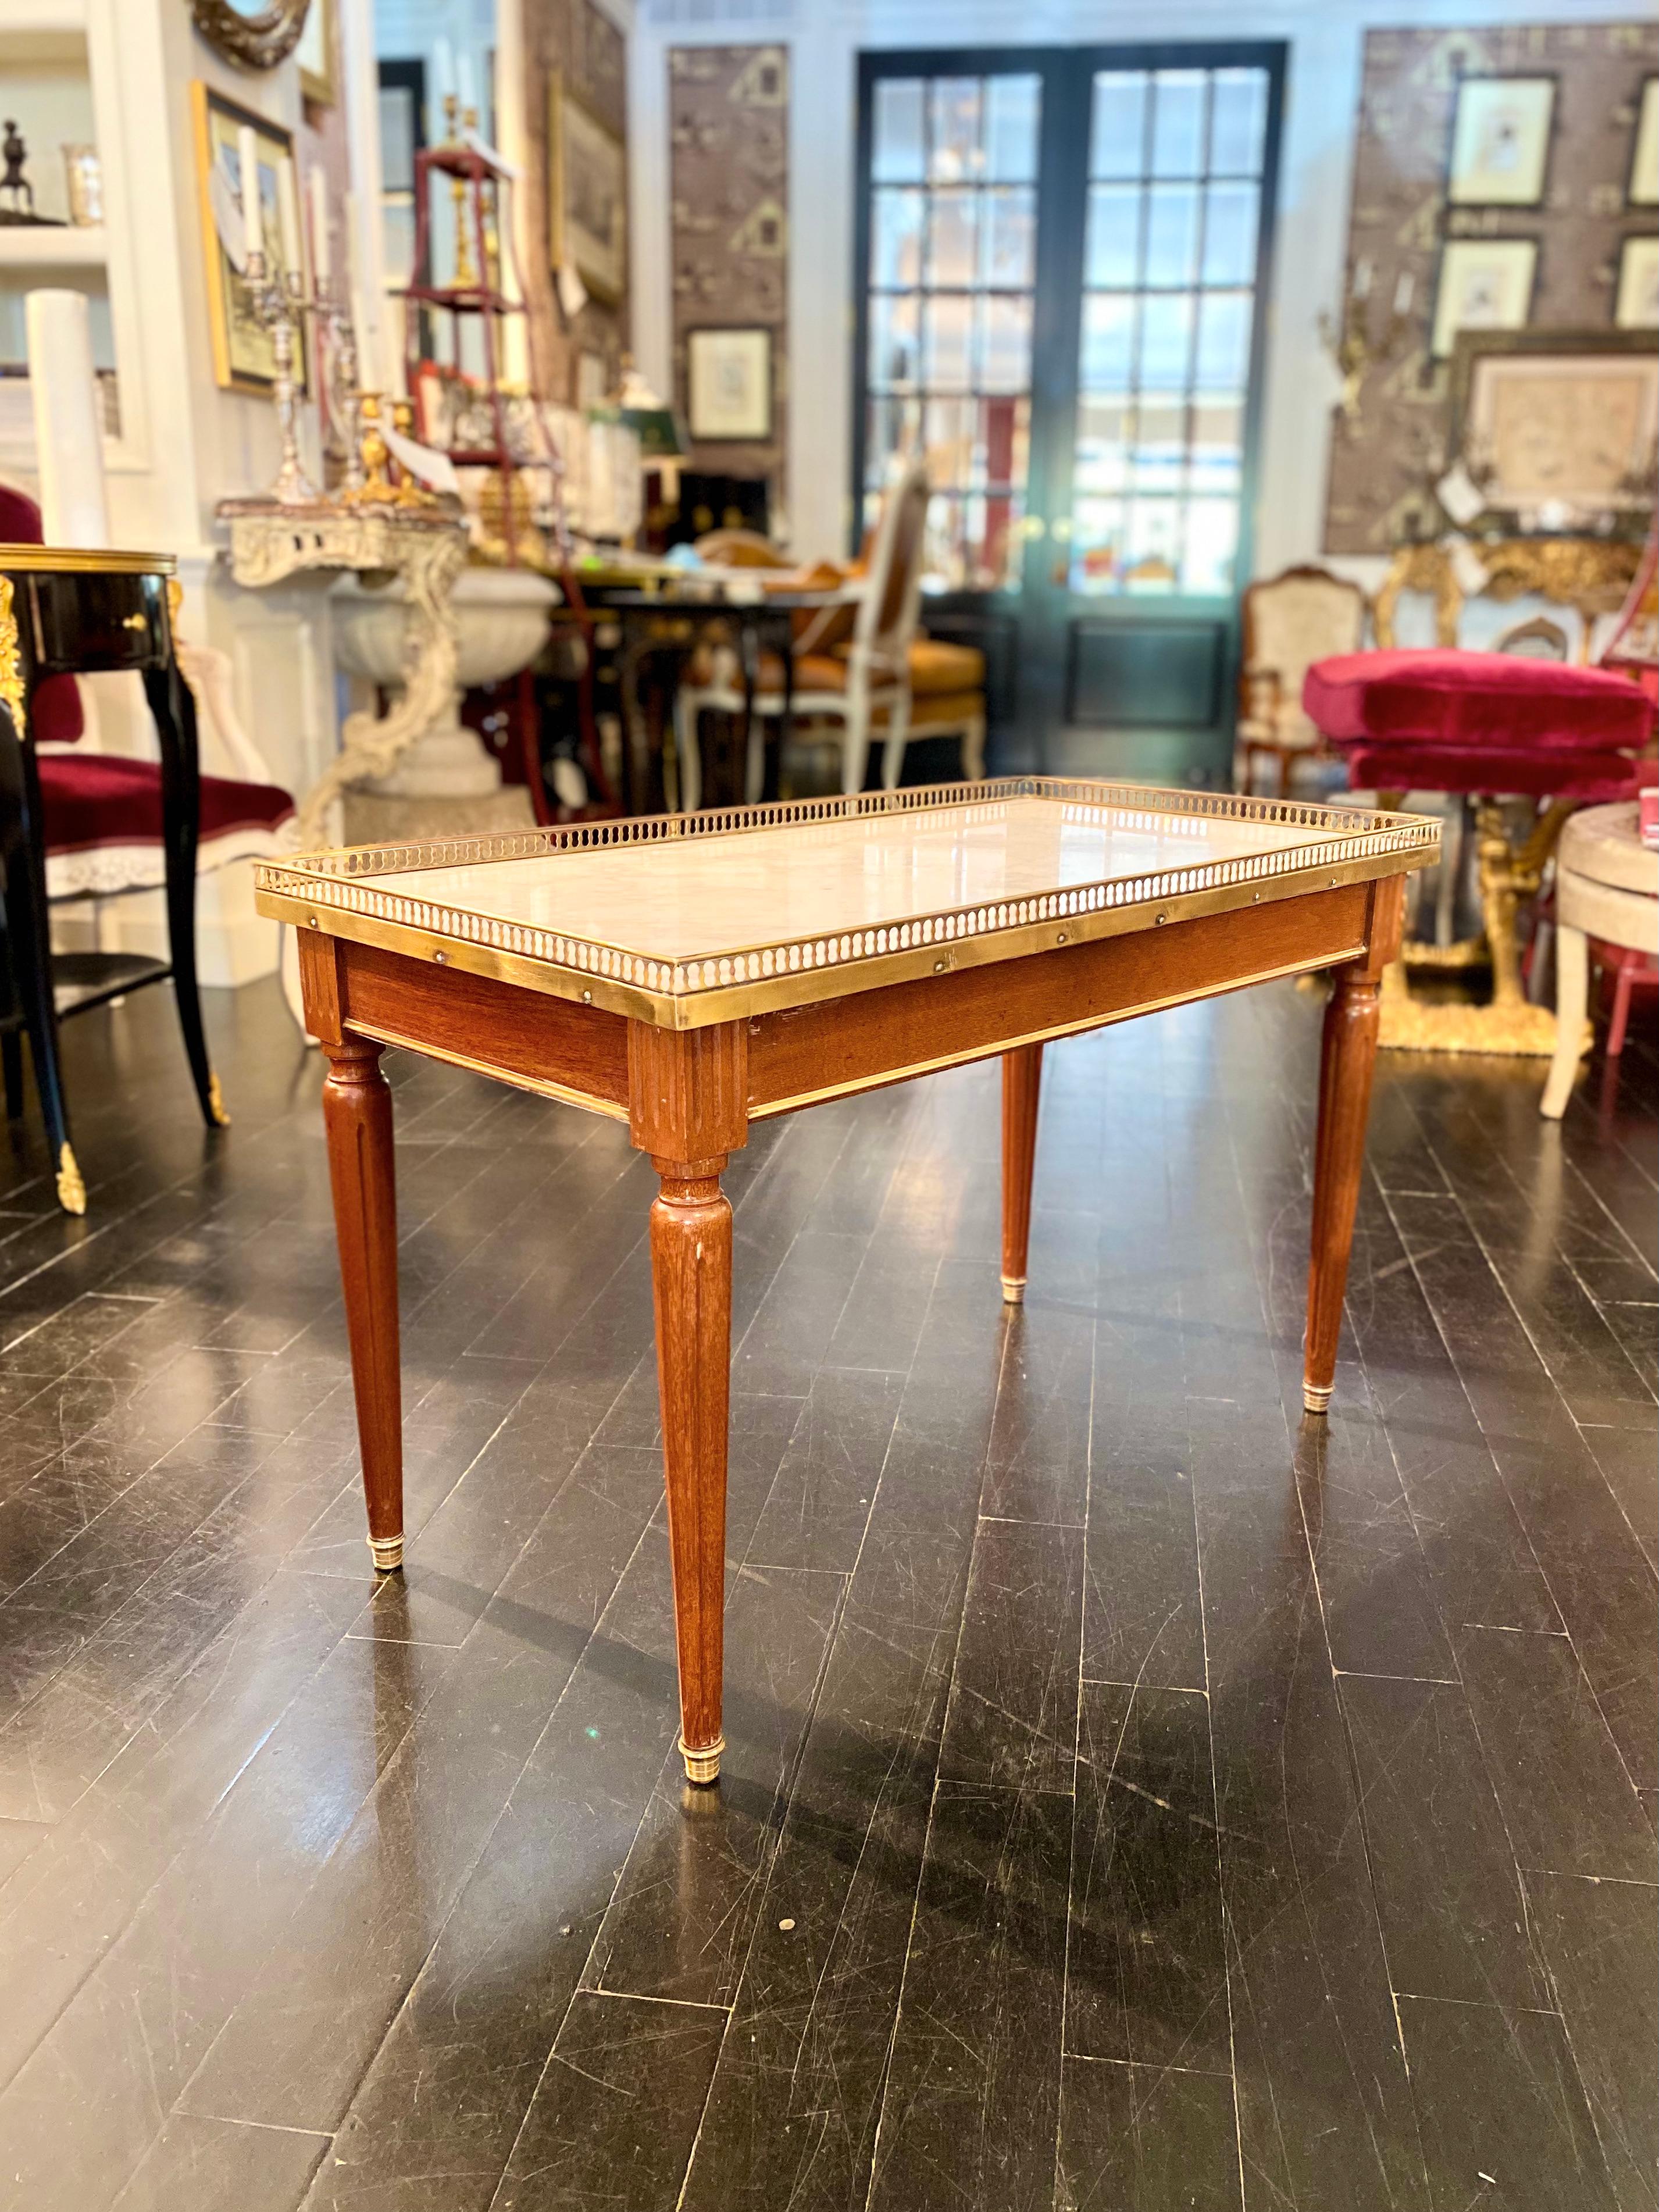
[1237,565,1368,797]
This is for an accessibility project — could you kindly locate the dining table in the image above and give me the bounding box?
[255,776,1439,1785]
[584,571,858,812]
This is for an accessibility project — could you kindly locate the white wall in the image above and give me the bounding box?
[631,0,1653,593]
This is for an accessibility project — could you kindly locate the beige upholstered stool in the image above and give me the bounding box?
[1540,801,1659,1119]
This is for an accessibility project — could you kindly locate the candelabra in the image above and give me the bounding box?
[1318,261,1416,431]
[243,247,320,505]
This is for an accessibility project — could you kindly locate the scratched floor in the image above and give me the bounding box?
[0,971,1653,2212]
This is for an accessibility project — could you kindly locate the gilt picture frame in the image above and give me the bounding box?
[190,82,308,396]
[1446,75,1555,208]
[1449,330,1658,523]
[686,327,773,443]
[1630,77,1658,208]
[549,70,626,305]
[1430,237,1537,360]
[1615,236,1659,331]
[295,0,336,106]
[189,0,310,73]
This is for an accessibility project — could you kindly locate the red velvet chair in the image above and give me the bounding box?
[1,487,295,1196]
[1302,648,1656,1054]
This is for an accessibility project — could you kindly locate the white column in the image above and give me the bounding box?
[495,0,531,388]
[629,30,673,404]
[339,0,397,394]
[26,291,112,547]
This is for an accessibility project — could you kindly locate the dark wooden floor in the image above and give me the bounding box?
[0,968,1653,2212]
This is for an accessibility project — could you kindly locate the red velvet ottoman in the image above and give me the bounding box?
[1301,649,1656,1054]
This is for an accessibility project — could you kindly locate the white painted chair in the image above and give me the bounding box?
[1540,801,1659,1118]
[673,459,930,810]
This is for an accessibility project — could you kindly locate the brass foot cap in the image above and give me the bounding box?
[1001,1276,1026,1305]
[56,1142,87,1216]
[679,1736,725,1786]
[1302,1383,1333,1417]
[367,1533,405,1572]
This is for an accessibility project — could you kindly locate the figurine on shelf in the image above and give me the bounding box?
[342,393,399,506]
[1,121,51,226]
[390,401,441,508]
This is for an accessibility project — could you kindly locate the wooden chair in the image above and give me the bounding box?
[1494,615,1571,662]
[693,529,790,570]
[674,459,930,806]
[1237,565,1367,797]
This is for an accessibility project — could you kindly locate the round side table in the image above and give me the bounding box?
[1540,800,1659,1119]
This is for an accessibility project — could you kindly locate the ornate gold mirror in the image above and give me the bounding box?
[189,0,312,71]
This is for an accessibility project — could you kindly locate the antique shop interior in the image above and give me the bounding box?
[0,2,1656,2208]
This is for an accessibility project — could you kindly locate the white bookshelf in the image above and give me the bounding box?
[0,226,108,268]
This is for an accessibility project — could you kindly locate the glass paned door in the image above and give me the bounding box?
[862,72,1040,590]
[854,45,1284,783]
[1072,66,1268,601]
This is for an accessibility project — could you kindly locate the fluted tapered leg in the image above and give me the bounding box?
[320,1036,404,1568]
[649,1156,733,1783]
[1303,969,1383,1414]
[1001,1043,1044,1303]
[1303,875,1405,1415]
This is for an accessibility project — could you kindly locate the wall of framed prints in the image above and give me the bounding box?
[520,0,629,407]
[667,44,790,522]
[1323,20,1659,554]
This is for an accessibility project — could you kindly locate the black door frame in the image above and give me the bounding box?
[852,41,1287,779]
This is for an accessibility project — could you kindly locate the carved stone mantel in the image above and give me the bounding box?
[220,502,468,850]
[1373,536,1644,653]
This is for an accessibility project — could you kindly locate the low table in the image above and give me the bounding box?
[255,779,1438,1783]
[1540,800,1659,1118]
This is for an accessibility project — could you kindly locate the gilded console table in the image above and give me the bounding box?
[220,502,467,850]
[1373,536,1644,653]
[256,779,1438,1783]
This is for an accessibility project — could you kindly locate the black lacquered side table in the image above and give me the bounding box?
[0,545,229,1214]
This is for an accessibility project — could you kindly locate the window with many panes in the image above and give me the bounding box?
[862,74,1040,590]
[1072,66,1268,598]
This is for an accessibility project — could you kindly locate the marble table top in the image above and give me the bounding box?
[255,777,1439,1027]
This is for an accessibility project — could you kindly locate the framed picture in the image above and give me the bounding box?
[549,72,626,304]
[295,0,336,106]
[1615,236,1659,330]
[1631,78,1658,208]
[1447,76,1554,207]
[1450,330,1658,522]
[576,350,609,409]
[686,328,773,442]
[190,82,308,395]
[1430,238,1537,359]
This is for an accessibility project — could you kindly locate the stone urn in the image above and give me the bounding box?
[330,563,559,838]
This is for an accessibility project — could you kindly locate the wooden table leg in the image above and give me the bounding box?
[1001,1042,1044,1303]
[1303,877,1404,1415]
[629,1019,748,1785]
[320,1035,405,1569]
[650,1154,732,1784]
